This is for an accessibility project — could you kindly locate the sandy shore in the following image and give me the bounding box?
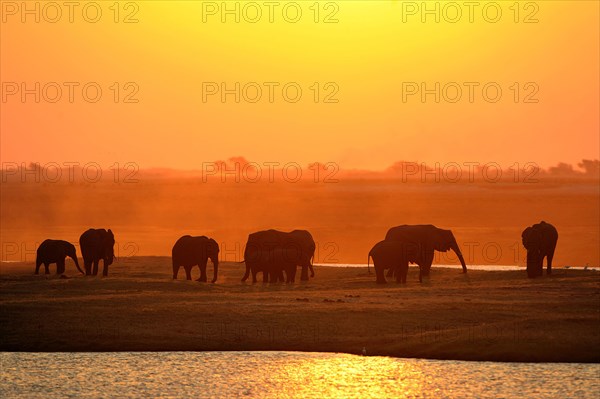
[1,257,598,363]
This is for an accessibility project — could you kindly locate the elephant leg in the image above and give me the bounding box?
[185,266,192,281]
[546,250,555,275]
[289,265,297,283]
[57,259,65,275]
[375,266,386,284]
[300,266,309,281]
[252,270,258,284]
[173,265,179,280]
[395,265,402,283]
[386,268,394,278]
[527,252,542,278]
[92,260,99,276]
[44,263,50,274]
[262,270,269,284]
[422,258,433,279]
[198,263,208,282]
[35,262,41,274]
[400,261,408,284]
[102,262,109,277]
[284,268,291,283]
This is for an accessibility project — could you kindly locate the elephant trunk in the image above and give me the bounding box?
[211,256,219,283]
[72,256,84,274]
[451,242,467,273]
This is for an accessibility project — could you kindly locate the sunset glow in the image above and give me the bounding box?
[1,1,598,169]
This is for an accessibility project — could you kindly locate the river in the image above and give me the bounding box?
[1,352,598,398]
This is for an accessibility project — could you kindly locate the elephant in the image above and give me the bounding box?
[368,240,409,284]
[172,235,219,282]
[35,239,84,275]
[79,228,115,276]
[241,229,315,283]
[263,247,302,283]
[522,221,558,278]
[384,224,467,280]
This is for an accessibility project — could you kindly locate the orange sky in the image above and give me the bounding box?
[1,1,599,170]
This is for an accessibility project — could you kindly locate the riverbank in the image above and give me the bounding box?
[1,257,598,362]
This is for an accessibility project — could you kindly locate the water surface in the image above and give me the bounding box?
[2,352,598,398]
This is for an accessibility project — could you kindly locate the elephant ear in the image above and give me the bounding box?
[209,239,219,253]
[522,227,540,248]
[440,230,455,251]
[432,230,453,251]
[108,230,115,244]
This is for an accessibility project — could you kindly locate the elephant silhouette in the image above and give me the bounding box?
[242,229,315,283]
[79,228,115,276]
[35,239,84,275]
[368,240,410,284]
[522,221,558,278]
[172,235,219,282]
[384,224,468,280]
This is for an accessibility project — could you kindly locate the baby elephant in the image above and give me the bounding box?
[522,221,558,278]
[368,240,409,284]
[36,239,84,275]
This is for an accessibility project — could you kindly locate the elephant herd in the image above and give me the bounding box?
[171,229,316,284]
[369,224,468,284]
[34,222,558,284]
[368,222,557,283]
[36,228,115,277]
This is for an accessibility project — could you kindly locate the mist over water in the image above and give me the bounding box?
[2,352,599,399]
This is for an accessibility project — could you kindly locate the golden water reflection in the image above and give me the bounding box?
[269,354,426,398]
[2,352,599,398]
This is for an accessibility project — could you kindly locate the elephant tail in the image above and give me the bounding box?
[241,260,250,282]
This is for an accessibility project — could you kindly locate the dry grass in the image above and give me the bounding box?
[1,258,598,362]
